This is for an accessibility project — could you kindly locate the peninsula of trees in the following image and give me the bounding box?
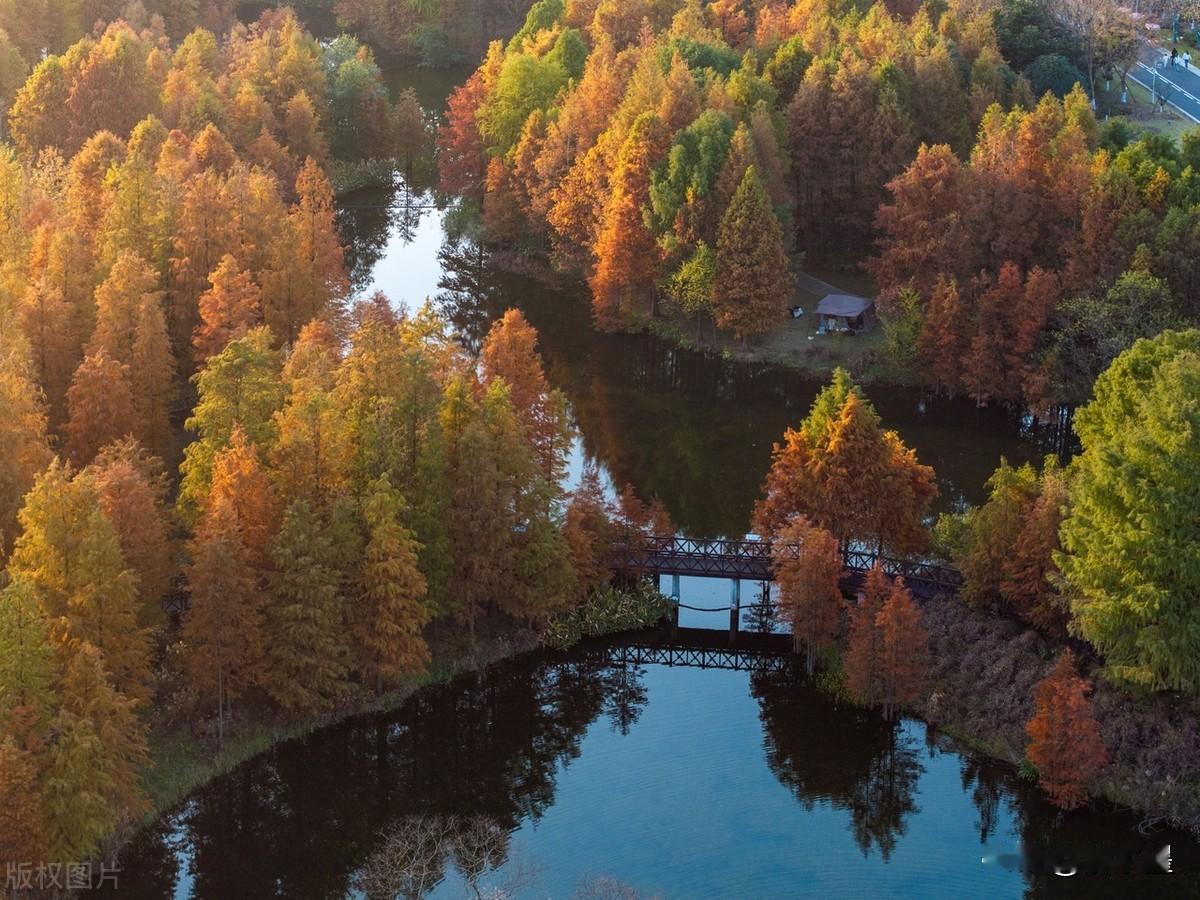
[0,9,667,869]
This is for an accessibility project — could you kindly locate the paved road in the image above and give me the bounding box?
[1131,45,1200,123]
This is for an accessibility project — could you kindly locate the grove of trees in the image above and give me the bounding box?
[440,0,1033,338]
[0,8,658,870]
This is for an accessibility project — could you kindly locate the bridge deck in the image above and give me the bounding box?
[609,535,961,599]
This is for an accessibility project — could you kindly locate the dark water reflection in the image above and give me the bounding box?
[337,177,1064,537]
[105,634,1191,898]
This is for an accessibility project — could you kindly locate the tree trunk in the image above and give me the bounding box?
[217,668,225,748]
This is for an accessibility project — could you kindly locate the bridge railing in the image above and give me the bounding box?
[842,549,963,593]
[606,532,962,596]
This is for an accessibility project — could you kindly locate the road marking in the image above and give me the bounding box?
[1129,62,1200,123]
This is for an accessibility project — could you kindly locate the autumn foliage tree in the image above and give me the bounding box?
[182,495,264,745]
[264,499,351,713]
[844,564,889,708]
[63,349,137,465]
[0,357,52,554]
[947,456,1068,635]
[480,308,572,483]
[84,441,175,628]
[10,460,151,704]
[754,369,937,555]
[874,578,927,721]
[350,477,431,692]
[194,254,262,363]
[563,465,614,598]
[713,166,788,346]
[589,113,667,329]
[1025,651,1107,809]
[773,515,842,674]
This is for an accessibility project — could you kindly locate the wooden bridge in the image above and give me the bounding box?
[608,534,962,600]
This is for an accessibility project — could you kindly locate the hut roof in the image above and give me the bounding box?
[816,294,873,318]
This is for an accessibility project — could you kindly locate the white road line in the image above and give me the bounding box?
[1129,61,1200,123]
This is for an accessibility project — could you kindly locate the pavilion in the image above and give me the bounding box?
[815,293,875,333]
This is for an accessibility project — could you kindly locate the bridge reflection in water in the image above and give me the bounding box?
[578,627,795,674]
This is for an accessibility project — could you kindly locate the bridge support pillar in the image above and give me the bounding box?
[670,574,680,632]
[729,578,741,640]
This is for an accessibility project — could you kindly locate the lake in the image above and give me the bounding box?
[100,62,1195,899]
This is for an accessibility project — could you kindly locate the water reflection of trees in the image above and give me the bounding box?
[108,653,647,899]
[338,177,440,296]
[751,668,924,861]
[425,224,1043,536]
[436,237,502,355]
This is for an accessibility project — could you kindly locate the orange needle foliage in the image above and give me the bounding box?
[844,563,889,708]
[63,349,137,466]
[772,515,842,675]
[875,578,928,721]
[194,254,263,364]
[1025,650,1108,810]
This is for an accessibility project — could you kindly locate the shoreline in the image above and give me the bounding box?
[133,622,542,843]
[915,594,1200,835]
[484,246,906,385]
[130,594,1200,861]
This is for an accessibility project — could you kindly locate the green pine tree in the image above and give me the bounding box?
[264,500,351,712]
[713,165,789,346]
[351,477,431,691]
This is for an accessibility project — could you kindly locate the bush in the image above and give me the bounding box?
[542,584,672,649]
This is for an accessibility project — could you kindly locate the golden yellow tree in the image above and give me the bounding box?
[10,460,151,704]
[88,250,160,364]
[129,294,177,461]
[0,356,53,554]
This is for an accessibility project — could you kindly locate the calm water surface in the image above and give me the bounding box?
[107,625,1193,898]
[102,68,1199,898]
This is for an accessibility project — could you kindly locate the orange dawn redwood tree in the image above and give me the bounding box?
[875,577,928,721]
[844,563,889,708]
[480,308,572,483]
[84,441,174,628]
[589,112,667,330]
[1026,651,1108,809]
[183,495,264,746]
[773,515,842,675]
[754,370,937,555]
[194,254,263,364]
[438,69,488,196]
[63,349,137,465]
[563,465,613,598]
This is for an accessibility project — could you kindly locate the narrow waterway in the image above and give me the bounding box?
[336,173,1058,537]
[100,63,1197,898]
